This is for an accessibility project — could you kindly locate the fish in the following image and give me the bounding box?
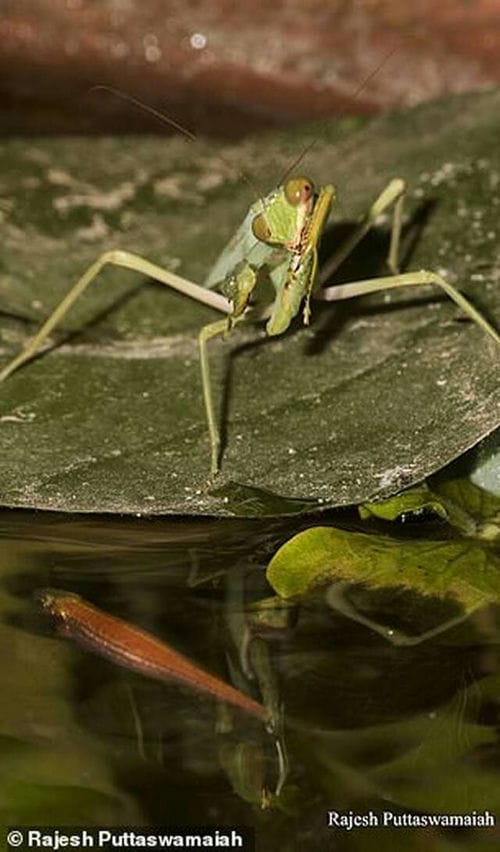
[37,589,268,724]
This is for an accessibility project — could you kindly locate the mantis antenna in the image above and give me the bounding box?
[277,47,400,186]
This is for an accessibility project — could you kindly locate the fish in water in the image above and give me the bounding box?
[37,589,268,724]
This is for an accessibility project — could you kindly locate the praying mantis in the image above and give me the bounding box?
[0,158,498,476]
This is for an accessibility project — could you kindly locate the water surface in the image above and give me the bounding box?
[1,509,499,852]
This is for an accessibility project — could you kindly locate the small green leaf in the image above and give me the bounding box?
[359,473,500,541]
[246,596,298,634]
[359,484,448,522]
[430,476,500,540]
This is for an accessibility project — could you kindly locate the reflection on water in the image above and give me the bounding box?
[1,509,500,850]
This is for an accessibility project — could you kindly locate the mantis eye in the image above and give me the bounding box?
[284,177,315,206]
[251,213,272,242]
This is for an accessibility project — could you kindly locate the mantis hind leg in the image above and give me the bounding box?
[0,249,231,383]
[315,269,500,345]
[319,177,406,287]
[314,176,498,344]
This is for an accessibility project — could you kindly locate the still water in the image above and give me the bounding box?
[1,509,500,851]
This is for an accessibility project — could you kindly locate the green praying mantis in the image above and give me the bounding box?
[0,158,498,475]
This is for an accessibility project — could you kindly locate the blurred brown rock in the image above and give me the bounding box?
[1,0,500,137]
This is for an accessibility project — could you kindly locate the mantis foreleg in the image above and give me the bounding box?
[0,249,231,383]
[199,318,230,475]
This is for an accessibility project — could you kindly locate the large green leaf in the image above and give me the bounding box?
[0,90,499,514]
[266,525,499,608]
[267,477,500,606]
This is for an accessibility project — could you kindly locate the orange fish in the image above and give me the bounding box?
[37,589,268,724]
